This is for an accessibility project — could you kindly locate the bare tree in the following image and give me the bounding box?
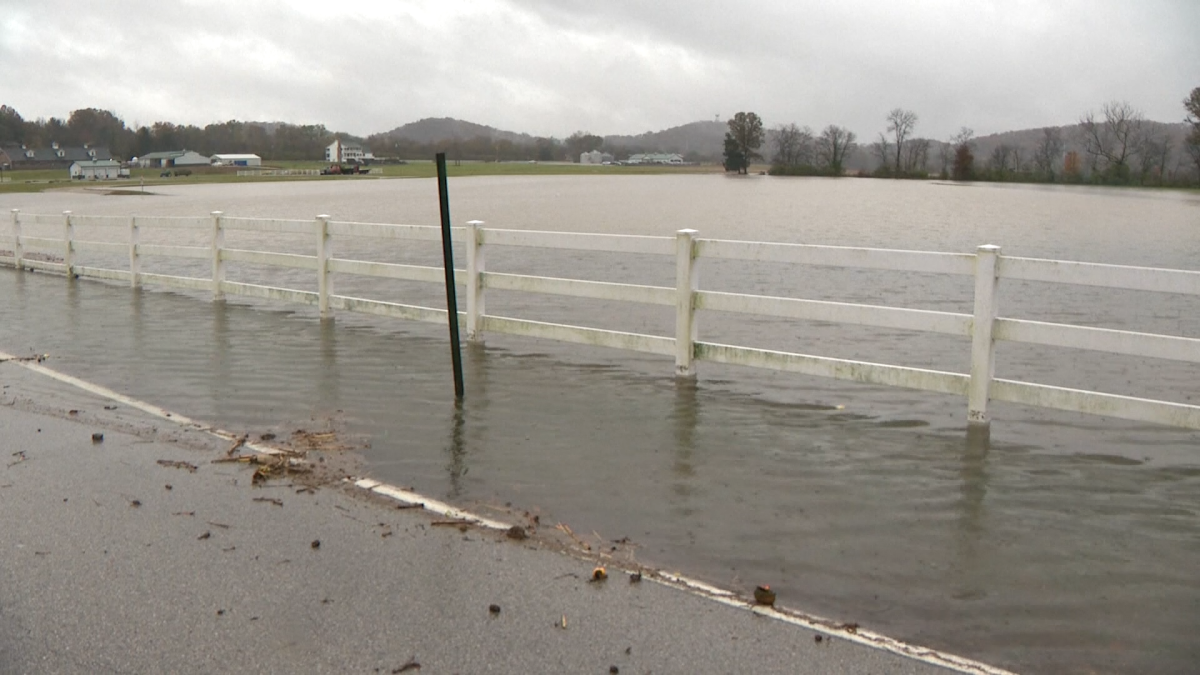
[1137,130,1173,185]
[872,132,891,174]
[1032,127,1064,181]
[817,125,856,175]
[989,144,1015,178]
[1185,87,1200,185]
[1079,101,1144,182]
[886,108,918,175]
[771,123,814,168]
[904,138,930,175]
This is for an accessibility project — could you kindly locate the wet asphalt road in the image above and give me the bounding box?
[0,364,964,675]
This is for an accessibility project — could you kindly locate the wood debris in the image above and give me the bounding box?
[157,459,198,472]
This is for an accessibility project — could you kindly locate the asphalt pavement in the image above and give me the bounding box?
[0,359,986,675]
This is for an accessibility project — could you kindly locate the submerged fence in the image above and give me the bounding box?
[3,208,1199,430]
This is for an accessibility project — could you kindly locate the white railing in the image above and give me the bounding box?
[4,208,1200,430]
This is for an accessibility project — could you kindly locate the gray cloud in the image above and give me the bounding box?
[1,0,1196,140]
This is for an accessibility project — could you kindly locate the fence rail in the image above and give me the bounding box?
[5,208,1199,431]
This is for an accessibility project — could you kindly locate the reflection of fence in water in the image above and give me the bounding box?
[4,208,1199,431]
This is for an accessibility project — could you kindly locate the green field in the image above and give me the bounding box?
[0,160,721,194]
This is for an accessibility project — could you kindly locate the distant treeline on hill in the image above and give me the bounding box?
[0,106,724,165]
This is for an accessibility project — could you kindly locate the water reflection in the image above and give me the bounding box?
[672,378,698,501]
[445,400,467,497]
[317,318,339,414]
[953,424,991,602]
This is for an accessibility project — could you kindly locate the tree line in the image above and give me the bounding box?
[733,87,1200,186]
[0,104,698,165]
[0,106,340,161]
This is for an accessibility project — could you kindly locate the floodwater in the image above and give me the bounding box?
[2,176,1199,674]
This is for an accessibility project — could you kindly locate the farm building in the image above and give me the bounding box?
[136,150,211,168]
[325,139,367,163]
[580,150,614,164]
[69,159,123,180]
[210,153,262,167]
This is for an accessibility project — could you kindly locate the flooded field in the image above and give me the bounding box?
[3,176,1199,673]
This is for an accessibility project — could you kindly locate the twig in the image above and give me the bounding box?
[225,433,249,458]
[253,497,283,507]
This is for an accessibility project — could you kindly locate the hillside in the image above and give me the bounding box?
[374,117,535,145]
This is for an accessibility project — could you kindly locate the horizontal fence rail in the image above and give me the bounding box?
[4,208,1199,431]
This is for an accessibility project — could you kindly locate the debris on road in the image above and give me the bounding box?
[253,497,284,507]
[489,604,501,614]
[198,531,211,540]
[506,525,528,540]
[392,656,421,673]
[629,572,642,583]
[311,539,321,549]
[591,566,608,582]
[753,585,776,606]
[225,433,248,458]
[157,459,198,472]
[91,433,104,443]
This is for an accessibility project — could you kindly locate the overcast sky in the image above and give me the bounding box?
[2,0,1197,140]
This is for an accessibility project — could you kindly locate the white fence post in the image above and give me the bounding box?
[466,220,485,341]
[316,214,332,318]
[129,215,140,288]
[675,228,699,377]
[63,210,74,277]
[211,211,225,300]
[968,244,1001,425]
[10,209,21,267]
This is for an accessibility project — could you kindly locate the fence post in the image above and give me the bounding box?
[129,215,140,288]
[465,220,485,342]
[10,209,21,267]
[316,214,332,319]
[968,244,1001,426]
[675,228,699,377]
[211,211,225,300]
[63,210,75,277]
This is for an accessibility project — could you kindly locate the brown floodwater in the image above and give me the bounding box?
[3,176,1199,673]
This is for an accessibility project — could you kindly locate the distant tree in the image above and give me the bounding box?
[565,131,603,162]
[871,132,891,175]
[1185,87,1200,184]
[1137,130,1172,185]
[886,108,918,176]
[0,105,25,145]
[771,123,814,168]
[817,125,856,175]
[722,134,746,173]
[1032,127,1064,182]
[1062,151,1083,182]
[952,145,974,181]
[1079,101,1144,183]
[904,138,930,175]
[723,112,764,174]
[988,144,1015,180]
[950,128,974,181]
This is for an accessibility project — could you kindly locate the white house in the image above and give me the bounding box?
[69,159,122,180]
[325,139,366,163]
[210,153,262,167]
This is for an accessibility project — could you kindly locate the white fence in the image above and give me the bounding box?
[3,208,1199,430]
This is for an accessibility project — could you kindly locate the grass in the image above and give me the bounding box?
[0,160,721,194]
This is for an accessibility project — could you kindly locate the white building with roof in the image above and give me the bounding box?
[210,153,262,167]
[69,159,122,180]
